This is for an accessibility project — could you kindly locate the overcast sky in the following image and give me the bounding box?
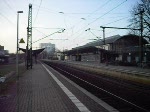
[0,0,141,53]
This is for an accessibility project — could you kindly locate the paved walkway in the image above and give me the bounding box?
[0,62,115,112]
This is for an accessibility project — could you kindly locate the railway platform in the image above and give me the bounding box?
[65,61,150,76]
[0,61,118,112]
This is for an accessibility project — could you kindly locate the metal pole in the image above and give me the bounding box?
[16,13,19,78]
[100,26,139,30]
[77,44,78,61]
[16,11,23,112]
[27,4,32,69]
[100,27,105,63]
[103,27,105,45]
[16,11,23,78]
[102,27,108,65]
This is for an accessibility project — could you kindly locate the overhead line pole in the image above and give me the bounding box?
[102,27,105,45]
[100,26,140,46]
[100,15,144,66]
[100,26,140,30]
[26,4,32,69]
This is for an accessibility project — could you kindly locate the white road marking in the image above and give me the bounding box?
[53,64,119,112]
[42,63,91,112]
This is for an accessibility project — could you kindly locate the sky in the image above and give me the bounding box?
[0,0,141,53]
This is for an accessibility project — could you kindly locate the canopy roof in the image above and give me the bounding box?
[19,48,45,56]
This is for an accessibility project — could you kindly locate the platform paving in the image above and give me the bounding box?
[65,61,150,76]
[0,62,114,112]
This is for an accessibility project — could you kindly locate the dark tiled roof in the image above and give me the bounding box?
[19,48,45,56]
[103,35,121,44]
[65,34,150,55]
[83,35,121,47]
[80,34,149,48]
[68,35,121,53]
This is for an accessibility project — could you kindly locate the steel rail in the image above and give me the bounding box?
[52,64,149,112]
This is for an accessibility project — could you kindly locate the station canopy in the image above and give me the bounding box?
[19,48,45,56]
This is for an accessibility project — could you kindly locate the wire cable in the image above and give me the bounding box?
[0,13,15,25]
[4,0,16,14]
[50,0,112,44]
[86,0,112,19]
[102,16,130,26]
[65,0,128,44]
[33,0,42,25]
[88,0,127,26]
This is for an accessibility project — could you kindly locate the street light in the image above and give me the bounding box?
[16,11,23,78]
[16,10,24,112]
[57,28,65,33]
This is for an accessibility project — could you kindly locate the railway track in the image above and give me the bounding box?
[43,61,150,112]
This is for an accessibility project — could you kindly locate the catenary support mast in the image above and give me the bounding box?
[26,4,32,69]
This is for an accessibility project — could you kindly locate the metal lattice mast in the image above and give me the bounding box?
[26,4,32,69]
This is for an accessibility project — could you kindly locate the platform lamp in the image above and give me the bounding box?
[16,10,24,112]
[16,11,23,79]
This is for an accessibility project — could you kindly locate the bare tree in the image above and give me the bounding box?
[128,0,150,41]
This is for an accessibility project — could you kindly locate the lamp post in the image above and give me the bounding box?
[16,10,24,112]
[16,11,23,78]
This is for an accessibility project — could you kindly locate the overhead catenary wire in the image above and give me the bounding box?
[2,0,131,52]
[32,29,65,44]
[33,27,64,29]
[0,0,17,25]
[0,12,15,25]
[67,0,128,42]
[66,16,129,50]
[32,3,60,14]
[53,0,113,44]
[102,16,130,26]
[87,0,128,26]
[3,0,16,14]
[33,0,42,25]
[85,0,112,18]
[31,0,127,47]
[30,0,128,51]
[65,28,122,50]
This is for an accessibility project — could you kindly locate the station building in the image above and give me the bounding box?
[63,34,150,66]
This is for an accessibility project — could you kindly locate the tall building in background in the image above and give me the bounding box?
[40,43,55,59]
